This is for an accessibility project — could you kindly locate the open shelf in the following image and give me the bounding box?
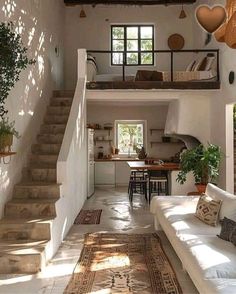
[150,141,184,147]
[94,128,113,136]
[94,140,113,146]
[0,152,16,158]
[150,128,164,135]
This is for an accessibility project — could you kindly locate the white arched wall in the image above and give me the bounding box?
[225,104,234,193]
[165,95,211,144]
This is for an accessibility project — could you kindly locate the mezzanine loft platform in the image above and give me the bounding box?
[86,49,221,90]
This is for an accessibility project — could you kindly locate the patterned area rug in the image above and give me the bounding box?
[74,209,102,225]
[64,233,182,294]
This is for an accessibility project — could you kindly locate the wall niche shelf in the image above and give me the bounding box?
[150,141,184,148]
[94,128,113,136]
[150,128,164,135]
[94,139,113,146]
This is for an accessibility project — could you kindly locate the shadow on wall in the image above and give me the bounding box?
[0,0,64,217]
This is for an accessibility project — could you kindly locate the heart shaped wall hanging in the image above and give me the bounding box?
[196,5,226,33]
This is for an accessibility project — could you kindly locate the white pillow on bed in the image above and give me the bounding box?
[205,56,215,71]
[193,57,205,71]
[186,60,196,71]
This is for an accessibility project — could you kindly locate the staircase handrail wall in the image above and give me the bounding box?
[56,49,87,238]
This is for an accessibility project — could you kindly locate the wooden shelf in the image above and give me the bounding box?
[92,128,113,136]
[0,152,16,158]
[150,128,164,135]
[94,140,113,146]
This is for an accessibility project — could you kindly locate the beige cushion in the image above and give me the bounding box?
[195,194,222,226]
[206,183,236,221]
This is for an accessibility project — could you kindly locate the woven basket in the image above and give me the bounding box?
[0,134,13,152]
[226,12,236,48]
[215,0,236,43]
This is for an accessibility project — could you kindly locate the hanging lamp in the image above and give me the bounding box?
[80,6,87,18]
[179,4,187,19]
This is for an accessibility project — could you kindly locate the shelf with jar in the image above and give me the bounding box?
[87,123,113,136]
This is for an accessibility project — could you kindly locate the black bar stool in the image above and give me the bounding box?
[148,170,169,203]
[128,170,148,203]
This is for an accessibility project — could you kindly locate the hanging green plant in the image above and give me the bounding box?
[0,21,35,118]
[0,117,20,152]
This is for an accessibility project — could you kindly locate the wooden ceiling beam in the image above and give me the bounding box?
[65,0,196,6]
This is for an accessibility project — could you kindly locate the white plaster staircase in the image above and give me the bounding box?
[0,92,73,274]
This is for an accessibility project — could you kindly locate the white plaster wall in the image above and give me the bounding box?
[87,103,184,159]
[193,0,235,192]
[65,4,195,89]
[0,0,65,217]
[165,95,211,144]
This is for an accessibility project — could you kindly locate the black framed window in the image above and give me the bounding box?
[111,25,154,66]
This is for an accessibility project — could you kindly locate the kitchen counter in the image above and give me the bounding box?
[127,161,180,171]
[95,157,141,162]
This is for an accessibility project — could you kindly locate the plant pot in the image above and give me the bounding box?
[0,134,13,152]
[195,184,207,194]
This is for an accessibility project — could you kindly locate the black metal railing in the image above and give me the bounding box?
[87,49,220,83]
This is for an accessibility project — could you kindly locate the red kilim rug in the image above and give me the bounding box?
[74,209,102,225]
[64,233,182,294]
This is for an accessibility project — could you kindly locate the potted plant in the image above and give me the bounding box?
[0,22,35,118]
[0,117,20,152]
[176,143,222,193]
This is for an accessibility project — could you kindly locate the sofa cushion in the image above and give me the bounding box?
[230,227,236,246]
[218,217,236,241]
[195,194,222,226]
[206,184,236,221]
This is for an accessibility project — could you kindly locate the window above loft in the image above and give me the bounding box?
[111,25,154,66]
[115,120,146,155]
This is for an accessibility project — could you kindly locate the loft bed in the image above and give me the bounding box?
[86,49,220,90]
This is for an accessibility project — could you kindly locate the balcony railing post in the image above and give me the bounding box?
[217,49,220,82]
[171,51,174,82]
[122,51,125,81]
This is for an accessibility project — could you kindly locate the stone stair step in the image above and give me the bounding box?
[53,90,74,97]
[37,134,64,144]
[50,97,73,107]
[5,199,58,218]
[44,114,68,124]
[40,124,67,134]
[0,240,47,274]
[32,143,61,155]
[23,167,57,182]
[31,154,58,165]
[0,217,52,241]
[47,106,71,115]
[14,182,60,199]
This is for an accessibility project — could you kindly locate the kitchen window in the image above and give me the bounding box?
[111,25,154,66]
[115,120,146,156]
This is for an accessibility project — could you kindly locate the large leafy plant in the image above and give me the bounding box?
[0,22,35,118]
[176,143,222,185]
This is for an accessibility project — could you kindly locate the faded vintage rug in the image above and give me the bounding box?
[74,209,102,225]
[64,233,182,294]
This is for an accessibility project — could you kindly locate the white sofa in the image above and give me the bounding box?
[150,183,236,294]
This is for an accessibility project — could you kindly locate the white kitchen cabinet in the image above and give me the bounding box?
[95,162,115,185]
[115,162,131,186]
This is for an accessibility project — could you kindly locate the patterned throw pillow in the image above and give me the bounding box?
[229,227,236,246]
[195,194,222,226]
[217,217,236,241]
